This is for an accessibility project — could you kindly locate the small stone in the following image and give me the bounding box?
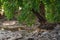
[28,38,34,40]
[2,21,17,26]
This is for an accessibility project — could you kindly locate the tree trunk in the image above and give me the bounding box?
[39,1,45,18]
[31,1,46,25]
[31,1,56,30]
[39,1,46,24]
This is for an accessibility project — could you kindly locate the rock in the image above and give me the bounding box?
[2,21,17,26]
[27,37,34,40]
[0,30,23,40]
[0,24,60,40]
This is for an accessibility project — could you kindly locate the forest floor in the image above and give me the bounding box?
[0,20,60,40]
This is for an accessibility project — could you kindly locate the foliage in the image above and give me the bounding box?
[17,0,40,26]
[2,0,18,20]
[0,0,2,8]
[54,0,60,22]
[45,0,56,23]
[43,0,60,23]
[1,0,60,26]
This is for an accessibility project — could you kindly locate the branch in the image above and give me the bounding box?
[31,9,46,23]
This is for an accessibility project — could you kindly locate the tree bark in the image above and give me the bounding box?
[31,9,46,25]
[39,1,45,18]
[31,1,56,30]
[31,1,46,25]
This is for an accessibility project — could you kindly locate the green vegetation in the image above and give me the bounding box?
[0,0,60,26]
[1,0,18,20]
[44,0,60,23]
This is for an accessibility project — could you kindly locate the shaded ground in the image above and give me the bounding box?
[0,24,60,40]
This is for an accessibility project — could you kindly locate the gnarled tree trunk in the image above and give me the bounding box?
[31,1,56,30]
[32,1,46,25]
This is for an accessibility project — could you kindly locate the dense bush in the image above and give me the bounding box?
[2,0,18,20]
[44,0,60,23]
[0,0,60,26]
[17,0,40,26]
